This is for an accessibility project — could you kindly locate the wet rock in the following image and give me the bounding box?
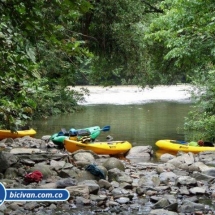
[152,197,170,209]
[50,159,66,170]
[149,209,178,215]
[103,157,125,171]
[202,168,215,177]
[115,197,130,204]
[176,175,197,185]
[156,163,175,173]
[178,200,206,213]
[78,180,100,194]
[56,178,77,188]
[29,164,53,179]
[0,152,18,173]
[126,146,153,162]
[137,173,160,187]
[108,168,132,183]
[4,167,19,179]
[189,187,206,194]
[159,171,177,185]
[89,194,107,201]
[20,159,35,166]
[98,179,112,189]
[66,185,89,199]
[189,161,210,172]
[159,153,176,162]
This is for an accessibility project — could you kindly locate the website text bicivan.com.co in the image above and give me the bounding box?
[6,189,70,201]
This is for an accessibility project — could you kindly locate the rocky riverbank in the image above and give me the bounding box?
[0,136,215,215]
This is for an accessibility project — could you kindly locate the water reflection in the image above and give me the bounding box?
[33,102,191,152]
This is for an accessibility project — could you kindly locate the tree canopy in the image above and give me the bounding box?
[0,0,215,141]
[144,0,215,141]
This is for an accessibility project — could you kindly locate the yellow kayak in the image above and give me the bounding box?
[155,139,215,153]
[64,139,132,155]
[0,129,37,140]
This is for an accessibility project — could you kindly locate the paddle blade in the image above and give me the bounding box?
[101,125,110,132]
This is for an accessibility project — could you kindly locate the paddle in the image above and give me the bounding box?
[100,125,110,132]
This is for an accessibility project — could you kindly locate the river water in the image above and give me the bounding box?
[32,85,193,154]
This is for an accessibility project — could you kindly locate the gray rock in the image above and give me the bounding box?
[156,163,175,173]
[90,194,107,201]
[78,180,100,194]
[4,167,19,179]
[160,153,176,162]
[56,178,77,188]
[137,173,160,187]
[149,209,178,215]
[202,168,215,177]
[0,152,18,173]
[189,186,206,194]
[29,164,53,179]
[108,168,132,183]
[178,200,205,213]
[98,179,112,189]
[159,172,177,184]
[66,185,89,199]
[115,197,130,204]
[176,176,197,185]
[103,157,125,171]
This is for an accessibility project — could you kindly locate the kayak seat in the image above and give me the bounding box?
[170,140,187,144]
[77,129,91,136]
[204,142,214,147]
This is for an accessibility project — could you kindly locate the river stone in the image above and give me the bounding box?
[152,197,169,209]
[58,168,80,179]
[156,163,175,173]
[102,157,125,171]
[189,187,206,194]
[78,180,100,194]
[0,152,18,173]
[98,179,112,189]
[66,185,89,199]
[138,174,160,187]
[178,200,205,213]
[4,167,19,179]
[29,164,53,179]
[115,197,130,204]
[159,153,176,162]
[50,159,66,170]
[176,176,197,185]
[10,148,46,154]
[202,168,215,177]
[159,172,177,184]
[107,168,132,183]
[56,178,77,188]
[149,209,178,215]
[126,145,153,156]
[73,152,95,162]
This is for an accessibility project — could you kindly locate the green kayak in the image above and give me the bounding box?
[50,125,110,146]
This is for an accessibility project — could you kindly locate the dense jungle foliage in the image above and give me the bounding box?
[0,0,214,141]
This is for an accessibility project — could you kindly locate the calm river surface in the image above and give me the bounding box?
[32,85,192,152]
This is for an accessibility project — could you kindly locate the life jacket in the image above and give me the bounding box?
[79,136,91,143]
